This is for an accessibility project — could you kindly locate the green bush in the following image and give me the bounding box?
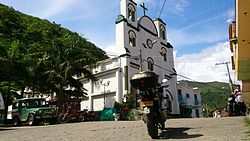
[127,109,142,121]
[244,118,250,128]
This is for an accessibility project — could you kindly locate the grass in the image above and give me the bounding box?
[243,117,250,141]
[244,118,250,127]
[244,118,250,135]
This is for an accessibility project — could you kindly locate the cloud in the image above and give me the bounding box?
[102,44,127,58]
[135,0,154,4]
[167,8,232,50]
[168,28,226,50]
[37,0,81,19]
[175,42,235,82]
[166,0,189,13]
[174,0,189,12]
[226,9,235,23]
[0,0,84,19]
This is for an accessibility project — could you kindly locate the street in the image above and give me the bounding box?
[0,116,248,141]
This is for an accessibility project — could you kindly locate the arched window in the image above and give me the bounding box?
[160,25,166,40]
[160,47,167,61]
[147,57,154,71]
[128,4,136,22]
[128,30,136,47]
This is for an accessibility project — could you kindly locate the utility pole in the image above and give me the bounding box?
[215,62,234,92]
[139,49,143,71]
[100,80,110,108]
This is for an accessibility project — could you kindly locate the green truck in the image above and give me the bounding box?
[10,98,57,126]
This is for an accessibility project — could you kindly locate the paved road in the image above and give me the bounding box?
[0,116,248,141]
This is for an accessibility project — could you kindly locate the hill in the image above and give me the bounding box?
[179,80,231,112]
[0,3,108,111]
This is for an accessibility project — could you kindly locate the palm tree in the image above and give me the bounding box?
[39,29,106,113]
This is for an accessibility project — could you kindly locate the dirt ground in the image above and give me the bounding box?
[0,116,248,141]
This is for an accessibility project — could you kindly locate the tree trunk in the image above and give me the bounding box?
[3,81,11,122]
[20,87,25,98]
[57,86,64,114]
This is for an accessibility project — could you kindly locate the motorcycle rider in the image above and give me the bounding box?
[66,103,72,114]
[234,85,246,116]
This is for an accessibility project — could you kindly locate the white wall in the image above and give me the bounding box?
[0,93,4,110]
[177,82,203,118]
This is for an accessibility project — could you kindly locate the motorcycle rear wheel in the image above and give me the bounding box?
[146,114,158,139]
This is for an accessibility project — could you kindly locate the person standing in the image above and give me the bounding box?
[228,92,236,116]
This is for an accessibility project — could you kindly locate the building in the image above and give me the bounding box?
[177,81,203,118]
[0,92,5,122]
[229,0,250,105]
[79,0,180,115]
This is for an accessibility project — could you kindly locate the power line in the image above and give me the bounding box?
[158,0,167,18]
[154,0,161,18]
[106,52,197,81]
[87,50,225,84]
[128,55,196,81]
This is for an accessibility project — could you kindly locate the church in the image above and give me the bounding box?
[79,0,180,115]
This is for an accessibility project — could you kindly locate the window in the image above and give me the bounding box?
[194,94,199,105]
[167,100,172,113]
[178,93,183,102]
[178,89,182,95]
[160,25,166,40]
[128,30,136,47]
[160,47,167,61]
[21,101,26,107]
[178,89,182,102]
[186,93,190,98]
[194,94,198,100]
[128,4,136,22]
[147,57,154,71]
[12,102,19,109]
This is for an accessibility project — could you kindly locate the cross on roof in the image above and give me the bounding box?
[140,2,148,16]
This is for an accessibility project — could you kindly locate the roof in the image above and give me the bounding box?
[13,97,46,103]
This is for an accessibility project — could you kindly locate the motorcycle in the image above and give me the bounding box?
[81,109,96,121]
[130,71,168,139]
[58,109,81,123]
[227,94,235,116]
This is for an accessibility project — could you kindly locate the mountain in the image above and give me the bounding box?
[179,80,231,112]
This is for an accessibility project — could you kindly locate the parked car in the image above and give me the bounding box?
[10,98,57,126]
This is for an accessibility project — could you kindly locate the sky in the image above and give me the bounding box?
[0,0,236,83]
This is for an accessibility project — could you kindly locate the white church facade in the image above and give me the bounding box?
[79,0,180,115]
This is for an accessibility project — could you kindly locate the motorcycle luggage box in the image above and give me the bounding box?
[130,71,158,89]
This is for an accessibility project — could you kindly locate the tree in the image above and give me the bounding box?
[0,3,108,114]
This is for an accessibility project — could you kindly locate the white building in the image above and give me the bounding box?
[80,0,180,115]
[177,81,203,118]
[0,92,5,121]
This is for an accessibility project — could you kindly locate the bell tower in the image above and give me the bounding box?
[120,0,137,24]
[115,0,139,55]
[154,18,167,41]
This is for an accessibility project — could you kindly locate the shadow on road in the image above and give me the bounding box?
[0,128,15,131]
[158,127,203,139]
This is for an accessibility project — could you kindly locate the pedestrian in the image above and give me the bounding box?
[228,92,235,116]
[113,112,120,121]
[234,85,246,116]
